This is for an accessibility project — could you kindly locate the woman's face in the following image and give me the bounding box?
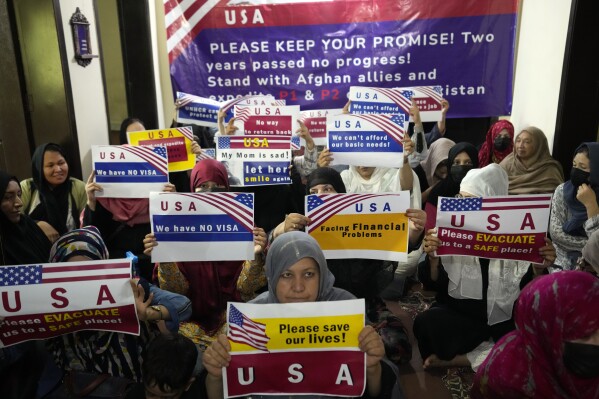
[433,161,448,183]
[275,257,320,303]
[194,180,227,192]
[515,131,535,161]
[573,152,591,173]
[496,129,511,140]
[453,151,474,166]
[43,151,68,187]
[309,183,337,195]
[570,329,599,346]
[356,166,375,180]
[1,180,23,223]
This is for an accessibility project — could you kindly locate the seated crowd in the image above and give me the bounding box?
[0,100,598,399]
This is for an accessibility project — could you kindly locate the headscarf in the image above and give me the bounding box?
[442,165,525,326]
[420,138,456,187]
[190,159,230,191]
[460,163,509,197]
[0,171,52,265]
[499,126,564,194]
[427,142,479,207]
[49,226,108,262]
[581,230,599,274]
[342,167,402,193]
[562,142,599,236]
[478,120,515,167]
[251,232,355,304]
[306,167,346,194]
[28,143,78,235]
[472,272,599,399]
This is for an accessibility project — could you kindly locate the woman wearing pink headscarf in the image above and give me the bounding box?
[472,271,599,398]
[478,120,515,167]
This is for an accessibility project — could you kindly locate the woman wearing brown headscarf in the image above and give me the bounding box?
[499,126,564,194]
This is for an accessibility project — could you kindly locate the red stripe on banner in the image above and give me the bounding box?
[371,88,412,111]
[166,1,204,39]
[178,193,254,229]
[43,263,130,273]
[225,350,365,397]
[357,114,404,144]
[0,305,139,347]
[480,205,550,211]
[177,126,195,140]
[482,196,553,203]
[164,0,190,16]
[42,274,132,284]
[418,86,444,101]
[229,136,291,149]
[308,194,381,232]
[122,147,169,175]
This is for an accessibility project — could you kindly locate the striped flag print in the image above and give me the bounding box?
[370,87,412,111]
[306,193,383,231]
[351,114,406,145]
[440,195,552,212]
[228,304,269,352]
[177,192,254,230]
[121,146,169,175]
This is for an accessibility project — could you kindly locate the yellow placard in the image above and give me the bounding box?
[127,128,195,172]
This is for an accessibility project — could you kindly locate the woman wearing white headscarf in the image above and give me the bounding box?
[202,232,404,399]
[414,164,556,371]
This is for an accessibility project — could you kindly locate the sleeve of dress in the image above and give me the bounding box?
[149,284,192,332]
[292,145,318,177]
[157,262,190,296]
[362,359,403,399]
[584,213,599,236]
[237,258,267,302]
[72,178,88,214]
[549,185,588,251]
[19,179,32,214]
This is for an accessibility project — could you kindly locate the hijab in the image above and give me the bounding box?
[119,117,144,145]
[420,138,455,187]
[251,232,355,304]
[427,142,479,207]
[190,159,230,191]
[478,120,515,167]
[0,171,52,265]
[472,272,599,399]
[562,143,599,236]
[306,167,346,194]
[49,226,108,262]
[460,163,509,197]
[28,143,78,235]
[176,158,241,333]
[500,126,564,194]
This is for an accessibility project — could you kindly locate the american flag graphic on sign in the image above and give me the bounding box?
[176,92,194,107]
[416,86,445,102]
[234,106,252,123]
[371,87,412,111]
[306,193,383,231]
[121,146,169,175]
[196,148,215,161]
[0,262,131,287]
[351,114,406,145]
[291,136,301,150]
[228,304,269,352]
[178,192,254,230]
[217,136,292,150]
[439,195,552,212]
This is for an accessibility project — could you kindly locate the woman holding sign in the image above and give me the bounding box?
[415,164,556,371]
[203,232,402,399]
[549,142,599,270]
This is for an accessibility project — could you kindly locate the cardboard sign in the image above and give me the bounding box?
[127,127,195,172]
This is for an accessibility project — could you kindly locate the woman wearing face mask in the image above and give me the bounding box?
[477,120,514,167]
[549,143,599,270]
[471,271,599,399]
[423,142,479,232]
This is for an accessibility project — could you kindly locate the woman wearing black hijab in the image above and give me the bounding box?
[20,143,86,242]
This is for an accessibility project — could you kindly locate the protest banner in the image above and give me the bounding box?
[306,192,410,262]
[149,192,254,262]
[326,113,408,168]
[299,108,343,146]
[175,91,222,127]
[220,95,276,122]
[232,105,300,135]
[127,127,195,172]
[0,259,138,347]
[348,85,444,122]
[435,194,552,263]
[224,299,365,398]
[92,145,169,198]
[215,135,292,186]
[165,0,517,117]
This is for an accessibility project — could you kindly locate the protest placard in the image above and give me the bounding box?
[127,127,195,172]
[326,113,408,168]
[233,105,300,136]
[299,108,343,146]
[223,299,365,398]
[175,91,222,127]
[306,192,410,262]
[0,259,138,347]
[435,194,552,262]
[92,145,169,198]
[149,192,254,262]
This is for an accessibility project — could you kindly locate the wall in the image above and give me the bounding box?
[510,0,572,149]
[58,0,110,180]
